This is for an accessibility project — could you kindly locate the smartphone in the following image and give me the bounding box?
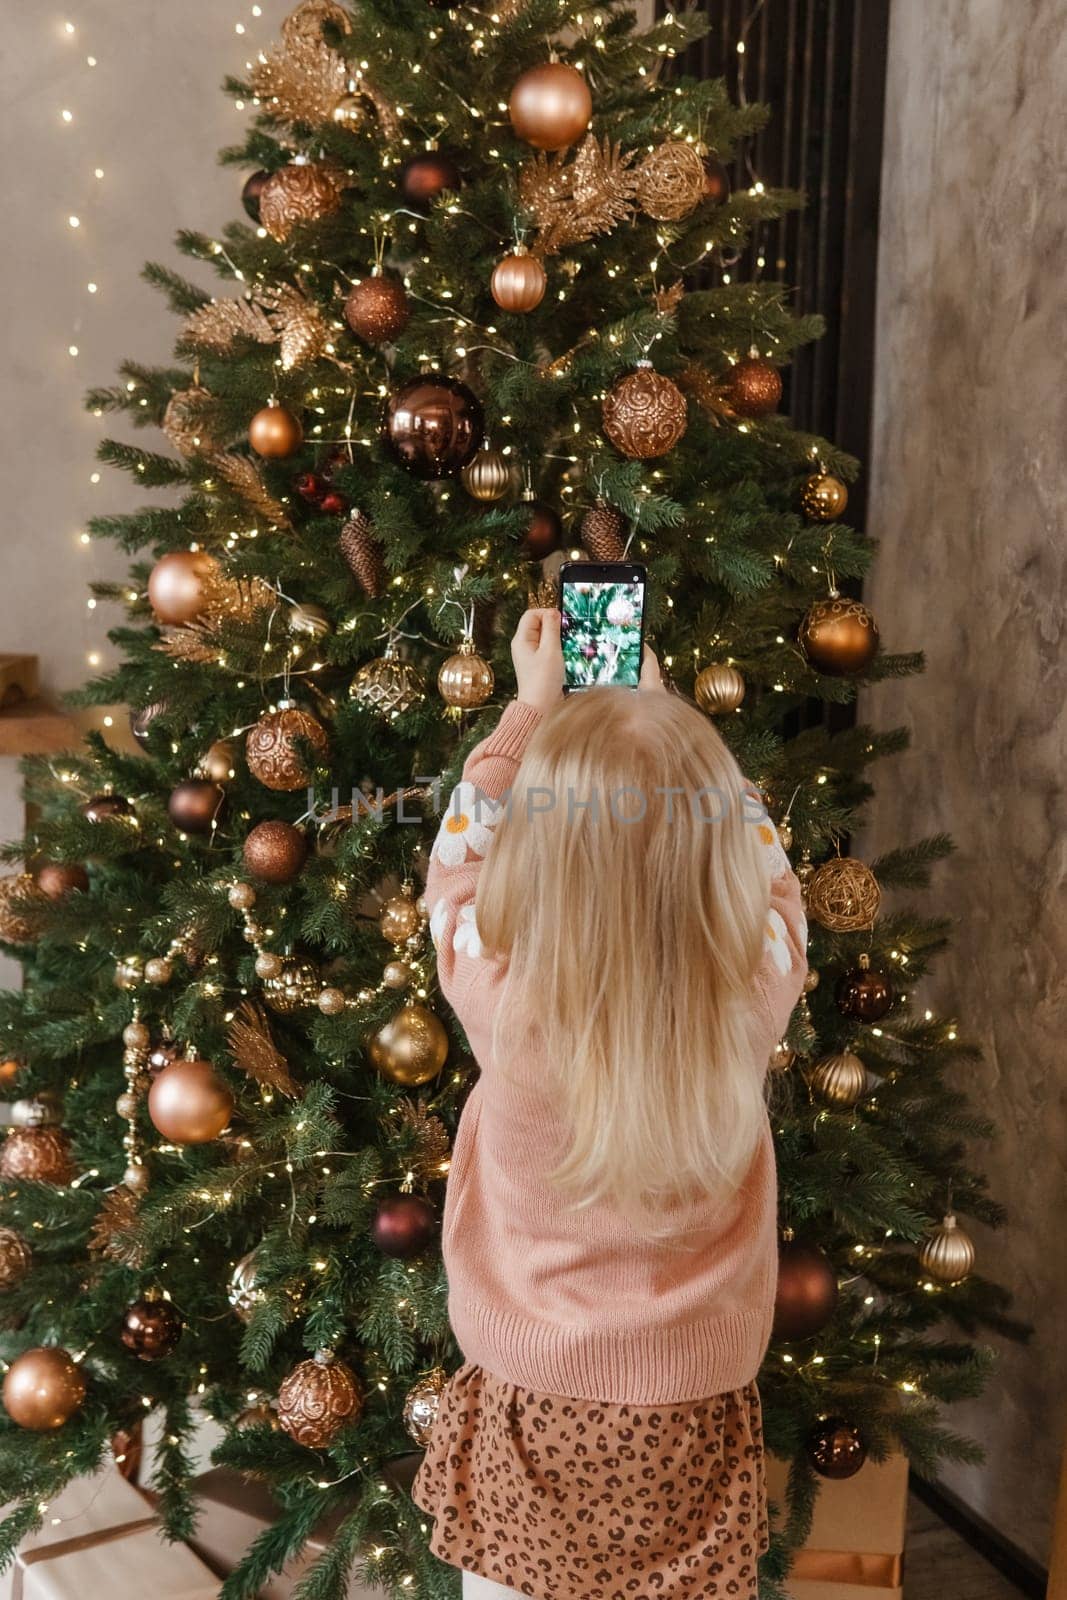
[559,561,648,693]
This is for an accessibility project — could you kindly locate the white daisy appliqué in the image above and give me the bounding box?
[431,780,501,867]
[763,907,793,975]
[429,898,449,951]
[453,903,483,960]
[755,819,792,879]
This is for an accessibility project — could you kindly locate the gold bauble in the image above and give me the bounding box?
[694,663,745,715]
[317,986,347,1017]
[246,703,329,792]
[276,1351,363,1447]
[369,1003,449,1086]
[461,444,511,502]
[490,249,547,313]
[0,1128,74,1184]
[2,1347,85,1431]
[602,363,688,460]
[438,638,495,710]
[769,1040,796,1073]
[0,1227,32,1289]
[199,739,237,784]
[379,894,421,947]
[147,549,219,626]
[806,857,881,933]
[800,597,880,676]
[777,821,794,852]
[918,1214,976,1285]
[636,140,707,222]
[383,959,414,990]
[403,1367,447,1446]
[0,873,43,945]
[255,951,284,980]
[350,647,426,720]
[508,62,592,151]
[801,471,849,521]
[147,1058,234,1144]
[809,1051,867,1108]
[262,957,320,1014]
[803,968,821,995]
[258,161,344,242]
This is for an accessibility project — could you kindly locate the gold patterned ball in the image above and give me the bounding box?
[276,1351,363,1448]
[259,161,345,243]
[0,1227,32,1289]
[369,1003,449,1086]
[0,1127,74,1184]
[918,1214,976,1285]
[379,894,421,948]
[461,445,511,502]
[0,873,44,945]
[438,640,495,710]
[694,663,745,715]
[799,597,880,675]
[350,648,426,720]
[262,957,321,1014]
[602,363,688,459]
[246,704,329,792]
[806,857,881,933]
[636,140,708,221]
[403,1367,447,1446]
[801,471,849,521]
[809,1051,867,1108]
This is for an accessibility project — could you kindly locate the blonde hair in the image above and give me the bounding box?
[476,688,772,1237]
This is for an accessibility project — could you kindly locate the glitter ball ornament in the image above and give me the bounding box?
[168,778,225,835]
[801,471,849,521]
[382,376,484,479]
[636,139,707,221]
[580,501,627,562]
[727,356,782,418]
[369,1003,449,1086]
[344,272,410,344]
[259,160,344,242]
[241,169,271,221]
[2,1348,85,1431]
[602,362,688,459]
[806,857,881,933]
[403,1367,447,1446]
[276,1351,363,1447]
[918,1214,976,1285]
[318,986,346,1017]
[249,402,304,459]
[262,957,320,1015]
[383,959,414,990]
[773,1239,838,1341]
[807,1418,867,1480]
[800,597,880,675]
[809,1050,868,1108]
[379,892,421,947]
[508,62,592,151]
[350,646,426,719]
[371,1193,437,1258]
[246,703,329,792]
[461,443,511,502]
[0,1227,32,1289]
[694,663,745,715]
[147,1058,234,1145]
[339,510,386,596]
[0,1128,74,1184]
[120,1296,183,1361]
[836,955,893,1023]
[399,150,461,209]
[147,550,219,626]
[438,639,495,710]
[491,248,547,312]
[243,820,307,884]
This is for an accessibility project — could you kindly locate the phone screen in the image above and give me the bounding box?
[560,564,647,691]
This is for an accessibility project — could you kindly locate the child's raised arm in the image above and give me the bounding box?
[751,813,809,1059]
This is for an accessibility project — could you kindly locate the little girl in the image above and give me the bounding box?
[413,609,808,1600]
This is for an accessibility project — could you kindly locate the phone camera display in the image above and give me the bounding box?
[561,579,644,689]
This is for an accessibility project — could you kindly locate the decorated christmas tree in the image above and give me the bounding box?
[0,3,1017,1596]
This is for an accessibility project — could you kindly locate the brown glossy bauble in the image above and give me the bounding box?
[461,445,511,502]
[727,356,782,418]
[491,250,547,313]
[836,957,893,1023]
[918,1214,976,1285]
[246,704,329,792]
[147,549,219,626]
[399,150,461,210]
[509,62,592,151]
[249,403,304,459]
[276,1352,363,1448]
[801,471,849,521]
[129,701,167,746]
[83,793,131,823]
[403,1367,447,1446]
[258,161,344,242]
[120,1296,183,1361]
[35,862,89,900]
[344,274,410,344]
[369,1003,449,1086]
[147,1057,234,1145]
[379,894,421,947]
[0,1127,74,1184]
[2,1347,85,1431]
[519,495,563,559]
[438,639,495,710]
[694,663,745,715]
[0,1226,32,1289]
[799,597,880,676]
[702,152,731,204]
[382,376,484,479]
[168,779,225,835]
[580,501,627,561]
[241,169,270,222]
[807,1417,867,1480]
[772,1239,838,1341]
[603,364,688,459]
[372,1193,437,1258]
[243,820,307,884]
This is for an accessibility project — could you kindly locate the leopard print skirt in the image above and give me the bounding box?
[412,1362,768,1599]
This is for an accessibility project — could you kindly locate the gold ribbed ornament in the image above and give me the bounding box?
[403,1367,447,1446]
[438,638,495,711]
[461,444,511,502]
[350,645,426,719]
[806,857,881,933]
[636,140,707,221]
[262,957,321,1014]
[694,663,745,715]
[809,1051,867,1108]
[918,1214,976,1285]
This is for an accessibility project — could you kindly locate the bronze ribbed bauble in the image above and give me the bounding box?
[694,663,746,715]
[382,376,483,479]
[249,402,304,459]
[508,62,592,151]
[2,1348,85,1431]
[809,1050,868,1108]
[0,1127,74,1184]
[603,363,688,459]
[147,1057,234,1145]
[369,1003,448,1086]
[147,549,219,626]
[262,957,321,1015]
[344,273,410,344]
[120,1296,183,1361]
[772,1238,838,1341]
[799,597,880,675]
[276,1351,363,1447]
[490,249,547,312]
[461,444,511,502]
[243,820,307,884]
[258,161,344,242]
[918,1214,976,1285]
[727,356,782,418]
[246,703,329,792]
[438,639,495,710]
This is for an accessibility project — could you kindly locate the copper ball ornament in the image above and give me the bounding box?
[580,501,628,562]
[249,402,304,459]
[727,356,782,418]
[243,820,308,884]
[519,494,563,559]
[0,1128,74,1184]
[0,1227,32,1289]
[461,444,511,502]
[168,778,225,835]
[147,1057,234,1145]
[241,169,270,222]
[351,649,427,719]
[379,894,421,947]
[129,702,167,746]
[490,249,547,313]
[702,152,731,204]
[246,704,329,792]
[83,793,131,823]
[276,1351,363,1448]
[369,1003,449,1086]
[120,1296,183,1361]
[799,597,880,676]
[399,150,461,209]
[259,161,344,242]
[382,376,484,479]
[508,62,592,151]
[836,956,893,1023]
[34,862,89,901]
[2,1347,85,1431]
[636,139,707,221]
[199,738,237,784]
[694,663,746,715]
[438,639,495,710]
[403,1367,447,1446]
[344,274,410,345]
[772,1239,838,1342]
[372,1193,437,1258]
[918,1214,976,1285]
[262,957,321,1015]
[602,363,688,459]
[801,471,849,521]
[147,549,219,626]
[809,1050,868,1108]
[807,1417,867,1480]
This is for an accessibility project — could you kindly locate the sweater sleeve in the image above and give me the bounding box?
[750,808,809,1058]
[425,700,543,1012]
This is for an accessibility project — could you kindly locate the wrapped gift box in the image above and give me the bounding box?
[1,1467,219,1600]
[766,1452,908,1600]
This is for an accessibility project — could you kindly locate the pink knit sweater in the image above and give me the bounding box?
[425,700,808,1405]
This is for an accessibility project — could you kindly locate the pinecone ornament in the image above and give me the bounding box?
[580,501,628,561]
[339,510,385,598]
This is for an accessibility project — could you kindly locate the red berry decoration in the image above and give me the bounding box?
[772,1238,838,1341]
[372,1194,437,1259]
[836,955,893,1022]
[806,1417,867,1480]
[295,472,327,504]
[318,491,349,515]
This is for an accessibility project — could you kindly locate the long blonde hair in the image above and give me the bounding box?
[476,688,772,1236]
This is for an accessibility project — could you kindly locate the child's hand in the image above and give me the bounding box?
[511,608,563,714]
[638,645,665,692]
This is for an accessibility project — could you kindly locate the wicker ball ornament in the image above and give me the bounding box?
[809,1050,868,1108]
[801,471,849,521]
[403,1367,447,1446]
[258,161,344,242]
[807,1417,867,1480]
[120,1296,183,1361]
[339,510,386,597]
[147,1058,234,1145]
[461,444,511,502]
[2,1348,85,1431]
[0,1227,32,1289]
[580,501,628,561]
[369,1003,448,1086]
[0,1128,74,1184]
[918,1214,976,1285]
[508,62,592,151]
[773,1239,838,1342]
[806,857,881,933]
[249,402,304,459]
[246,704,329,791]
[800,597,880,675]
[243,820,307,884]
[262,958,321,1015]
[277,1351,363,1448]
[344,274,410,344]
[602,363,688,459]
[727,357,782,418]
[438,639,495,710]
[491,249,547,313]
[636,140,707,221]
[694,663,745,715]
[351,647,426,719]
